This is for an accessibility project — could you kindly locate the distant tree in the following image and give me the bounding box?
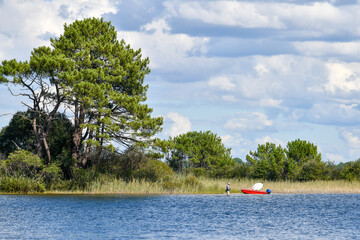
[297,159,326,181]
[286,139,323,181]
[286,139,322,164]
[340,159,360,181]
[166,131,234,175]
[246,142,286,180]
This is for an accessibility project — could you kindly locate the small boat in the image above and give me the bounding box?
[241,183,271,194]
[241,189,270,194]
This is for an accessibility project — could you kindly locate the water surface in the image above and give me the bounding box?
[0,194,359,239]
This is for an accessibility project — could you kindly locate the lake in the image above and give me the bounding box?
[0,194,359,239]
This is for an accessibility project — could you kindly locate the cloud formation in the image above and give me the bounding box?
[2,0,360,163]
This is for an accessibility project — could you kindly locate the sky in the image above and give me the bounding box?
[1,0,360,163]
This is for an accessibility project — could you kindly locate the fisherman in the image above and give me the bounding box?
[226,182,230,196]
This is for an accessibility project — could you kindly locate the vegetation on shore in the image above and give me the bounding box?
[75,178,360,195]
[1,18,360,195]
[3,177,360,195]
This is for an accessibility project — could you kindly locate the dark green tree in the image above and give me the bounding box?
[0,111,73,162]
[1,18,163,167]
[246,142,286,180]
[340,159,360,181]
[166,131,234,175]
[0,111,35,157]
[286,139,323,181]
[50,18,163,166]
[286,139,322,164]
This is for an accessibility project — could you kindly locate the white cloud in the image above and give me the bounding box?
[224,112,272,131]
[294,41,360,58]
[298,102,360,125]
[255,136,284,146]
[259,98,282,108]
[325,62,360,94]
[341,131,360,158]
[164,1,352,33]
[221,95,237,102]
[326,153,348,164]
[255,64,269,76]
[221,134,242,147]
[0,0,117,60]
[166,112,191,137]
[341,131,360,148]
[208,76,235,91]
[167,1,285,29]
[118,18,209,70]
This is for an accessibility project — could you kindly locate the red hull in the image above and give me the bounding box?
[241,189,268,194]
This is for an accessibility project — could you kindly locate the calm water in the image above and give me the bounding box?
[0,194,360,239]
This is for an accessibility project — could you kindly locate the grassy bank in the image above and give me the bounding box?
[42,177,360,195]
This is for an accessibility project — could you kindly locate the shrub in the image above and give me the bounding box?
[340,159,360,181]
[0,176,45,193]
[69,168,97,190]
[2,149,43,178]
[135,160,174,182]
[42,163,63,189]
[191,167,206,177]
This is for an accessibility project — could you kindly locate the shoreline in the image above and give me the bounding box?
[2,179,360,195]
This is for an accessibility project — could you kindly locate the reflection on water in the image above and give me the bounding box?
[0,194,359,239]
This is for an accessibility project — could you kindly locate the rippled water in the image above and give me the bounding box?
[0,194,359,239]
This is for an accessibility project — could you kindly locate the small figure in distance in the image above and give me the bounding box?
[226,182,230,196]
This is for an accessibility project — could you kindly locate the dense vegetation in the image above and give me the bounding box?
[0,18,359,193]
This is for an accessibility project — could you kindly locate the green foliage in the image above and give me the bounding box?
[47,113,73,160]
[49,17,163,165]
[0,111,73,164]
[2,149,44,178]
[0,177,45,193]
[183,175,200,187]
[117,147,149,180]
[232,162,250,179]
[286,139,322,164]
[246,139,329,181]
[42,163,63,189]
[246,142,286,180]
[297,159,326,181]
[166,131,235,176]
[340,159,360,181]
[69,168,97,190]
[0,112,35,157]
[134,160,174,182]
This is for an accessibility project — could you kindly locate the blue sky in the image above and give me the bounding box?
[1,0,360,163]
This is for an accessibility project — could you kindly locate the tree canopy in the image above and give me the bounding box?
[166,131,234,176]
[0,18,163,167]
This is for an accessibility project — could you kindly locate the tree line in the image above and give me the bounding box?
[0,18,359,192]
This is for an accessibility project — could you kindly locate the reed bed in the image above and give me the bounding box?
[45,177,360,195]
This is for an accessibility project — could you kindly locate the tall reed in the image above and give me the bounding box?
[47,176,360,195]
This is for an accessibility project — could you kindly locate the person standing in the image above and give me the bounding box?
[226,182,230,196]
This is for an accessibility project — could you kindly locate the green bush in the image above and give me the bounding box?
[135,160,174,182]
[0,176,45,193]
[340,159,360,181]
[42,163,63,189]
[183,175,199,186]
[161,176,182,191]
[1,149,43,178]
[297,159,326,181]
[191,167,206,177]
[69,168,97,190]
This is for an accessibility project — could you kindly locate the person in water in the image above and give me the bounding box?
[226,182,230,196]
